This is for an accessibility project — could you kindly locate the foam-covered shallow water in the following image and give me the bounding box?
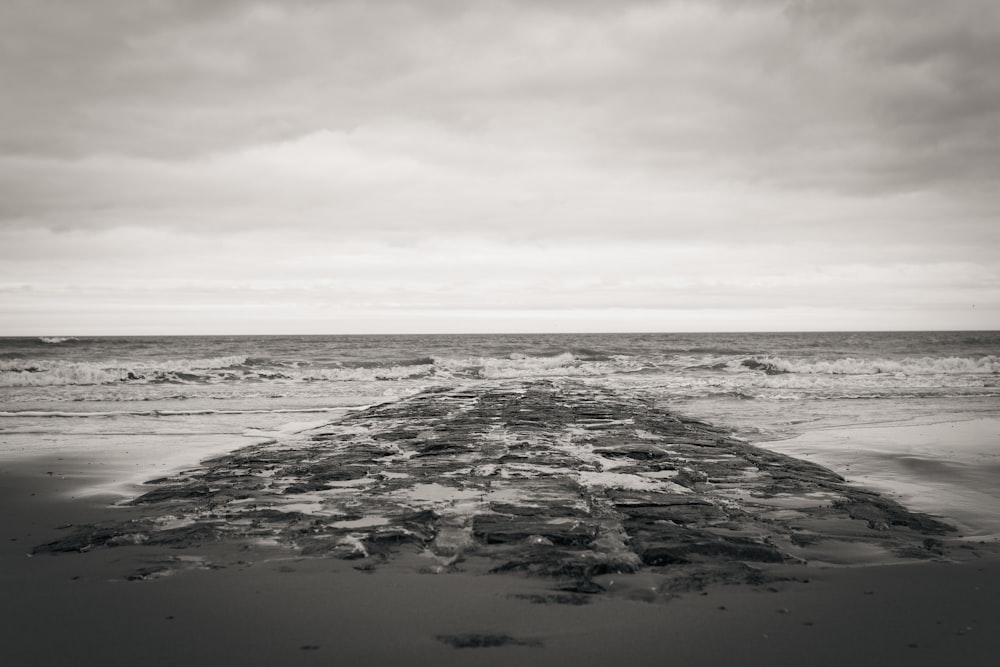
[3,333,997,405]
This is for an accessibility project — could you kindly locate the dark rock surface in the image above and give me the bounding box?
[34,380,955,595]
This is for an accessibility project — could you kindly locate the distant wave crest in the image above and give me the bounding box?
[0,350,647,387]
[8,349,995,390]
[0,355,250,387]
[741,355,1000,376]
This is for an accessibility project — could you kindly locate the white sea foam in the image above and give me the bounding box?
[432,351,643,379]
[300,363,436,382]
[0,357,439,387]
[444,352,580,378]
[0,355,250,386]
[741,355,1000,376]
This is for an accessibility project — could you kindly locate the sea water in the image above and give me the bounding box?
[1,332,998,523]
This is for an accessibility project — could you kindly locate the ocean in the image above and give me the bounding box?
[2,332,998,529]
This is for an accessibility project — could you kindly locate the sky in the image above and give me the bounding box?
[1,0,998,335]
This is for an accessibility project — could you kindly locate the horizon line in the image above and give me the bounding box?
[4,328,998,339]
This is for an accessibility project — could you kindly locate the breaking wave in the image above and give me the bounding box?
[0,355,250,387]
[740,355,1000,376]
[4,346,996,391]
[38,336,79,344]
[437,351,583,379]
[0,351,636,387]
[300,363,437,382]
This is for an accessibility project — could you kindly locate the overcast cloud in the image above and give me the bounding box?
[1,0,998,334]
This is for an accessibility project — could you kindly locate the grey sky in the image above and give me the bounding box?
[1,0,998,334]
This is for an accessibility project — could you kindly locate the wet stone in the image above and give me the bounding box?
[488,503,588,519]
[472,515,598,547]
[34,523,153,554]
[130,484,213,505]
[619,502,727,525]
[144,524,222,547]
[593,444,671,461]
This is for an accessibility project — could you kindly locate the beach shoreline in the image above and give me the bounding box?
[3,461,999,667]
[3,381,999,665]
[758,416,1000,541]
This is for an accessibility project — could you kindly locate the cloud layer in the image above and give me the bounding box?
[2,0,997,333]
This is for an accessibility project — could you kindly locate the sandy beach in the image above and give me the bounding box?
[3,381,999,667]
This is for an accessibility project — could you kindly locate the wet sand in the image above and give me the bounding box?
[3,381,999,666]
[761,417,1000,540]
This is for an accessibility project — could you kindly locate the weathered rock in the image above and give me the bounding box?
[834,495,954,534]
[34,523,151,554]
[593,443,671,461]
[473,515,598,547]
[618,501,727,525]
[35,380,957,597]
[130,484,213,505]
[145,523,222,548]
